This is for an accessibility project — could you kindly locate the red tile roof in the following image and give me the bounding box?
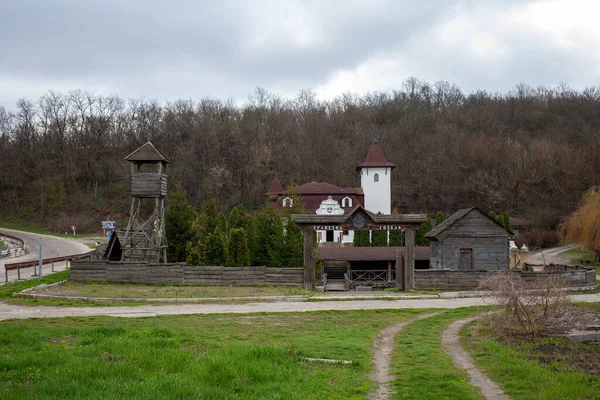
[356,139,396,170]
[267,176,284,199]
[283,182,363,195]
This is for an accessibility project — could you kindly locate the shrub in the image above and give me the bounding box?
[478,271,569,338]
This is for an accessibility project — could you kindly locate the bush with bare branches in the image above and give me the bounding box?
[478,271,573,338]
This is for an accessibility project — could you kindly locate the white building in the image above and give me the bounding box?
[269,138,396,244]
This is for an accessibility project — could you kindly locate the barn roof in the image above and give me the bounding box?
[125,142,170,163]
[356,138,396,170]
[425,207,513,238]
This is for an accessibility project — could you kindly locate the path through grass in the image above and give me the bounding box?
[392,308,485,400]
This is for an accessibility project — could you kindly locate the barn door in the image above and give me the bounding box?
[459,248,473,270]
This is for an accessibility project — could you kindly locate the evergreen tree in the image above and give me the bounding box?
[488,210,497,220]
[282,216,303,268]
[435,211,448,226]
[389,229,404,246]
[353,230,371,247]
[203,226,227,266]
[228,204,256,260]
[165,184,198,262]
[502,212,511,230]
[276,189,306,268]
[226,227,251,267]
[353,230,362,246]
[216,212,227,236]
[229,205,253,233]
[187,191,219,265]
[389,208,404,246]
[371,229,388,246]
[415,214,431,246]
[252,204,284,267]
[185,241,202,265]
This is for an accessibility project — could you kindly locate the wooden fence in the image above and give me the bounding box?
[71,261,304,286]
[415,267,596,290]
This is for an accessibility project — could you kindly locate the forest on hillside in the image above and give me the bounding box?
[0,78,599,233]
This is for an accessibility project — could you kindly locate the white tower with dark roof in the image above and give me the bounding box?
[357,138,396,214]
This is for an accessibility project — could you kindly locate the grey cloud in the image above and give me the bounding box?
[0,0,597,108]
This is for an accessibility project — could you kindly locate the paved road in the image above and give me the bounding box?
[1,293,599,321]
[0,228,90,282]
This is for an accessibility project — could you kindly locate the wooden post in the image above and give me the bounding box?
[303,231,315,290]
[404,228,415,290]
[396,248,404,289]
[387,260,392,282]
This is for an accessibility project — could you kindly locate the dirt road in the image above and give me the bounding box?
[527,244,579,265]
[1,293,599,321]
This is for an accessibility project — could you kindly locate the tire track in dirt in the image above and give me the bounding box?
[441,316,510,400]
[369,311,442,400]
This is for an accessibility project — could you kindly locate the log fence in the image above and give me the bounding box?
[71,261,304,286]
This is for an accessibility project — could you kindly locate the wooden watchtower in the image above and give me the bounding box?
[121,142,169,263]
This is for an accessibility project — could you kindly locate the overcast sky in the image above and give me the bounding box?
[1,0,599,109]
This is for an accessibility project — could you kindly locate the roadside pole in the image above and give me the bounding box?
[39,238,43,280]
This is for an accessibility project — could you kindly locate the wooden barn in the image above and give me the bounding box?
[425,207,513,270]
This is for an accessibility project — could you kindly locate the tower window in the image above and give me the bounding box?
[282,197,293,207]
[374,173,379,182]
[341,196,352,208]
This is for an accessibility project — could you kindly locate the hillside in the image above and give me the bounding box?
[1,80,599,232]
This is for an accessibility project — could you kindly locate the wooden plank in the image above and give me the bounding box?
[404,228,414,290]
[303,231,314,290]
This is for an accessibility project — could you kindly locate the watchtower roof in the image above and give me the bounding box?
[125,142,170,163]
[356,138,396,170]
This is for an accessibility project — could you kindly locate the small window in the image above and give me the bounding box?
[374,173,379,182]
[282,197,293,207]
[341,196,352,208]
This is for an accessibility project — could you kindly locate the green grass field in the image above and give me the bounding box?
[29,280,313,299]
[0,309,431,399]
[462,306,600,400]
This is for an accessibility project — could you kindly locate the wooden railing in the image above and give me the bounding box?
[4,250,95,282]
[349,270,394,288]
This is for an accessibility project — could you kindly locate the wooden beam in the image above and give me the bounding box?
[303,231,315,290]
[396,248,404,289]
[404,228,415,290]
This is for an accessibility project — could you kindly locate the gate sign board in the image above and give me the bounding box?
[101,221,116,229]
